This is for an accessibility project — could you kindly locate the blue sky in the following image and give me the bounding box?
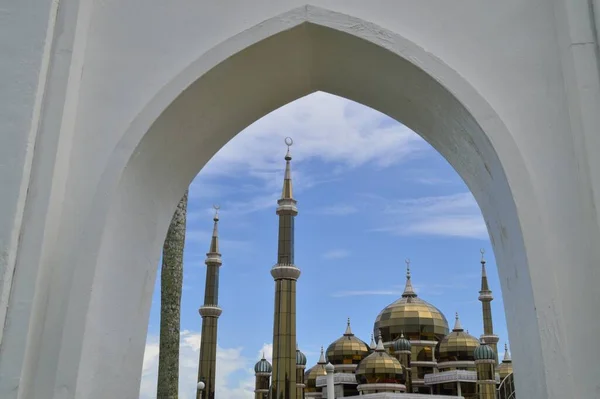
[139,92,508,398]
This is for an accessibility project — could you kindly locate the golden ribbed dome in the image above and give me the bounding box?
[374,262,449,342]
[436,313,480,362]
[326,319,370,365]
[304,347,327,392]
[355,333,404,385]
[498,343,513,380]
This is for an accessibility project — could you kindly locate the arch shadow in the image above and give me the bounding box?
[67,5,546,398]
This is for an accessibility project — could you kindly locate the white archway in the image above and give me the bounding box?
[5,5,593,399]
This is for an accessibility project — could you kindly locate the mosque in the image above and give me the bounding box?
[196,140,516,399]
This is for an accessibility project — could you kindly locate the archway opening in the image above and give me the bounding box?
[140,91,511,398]
[73,11,543,399]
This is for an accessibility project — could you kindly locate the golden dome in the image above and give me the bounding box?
[436,313,480,363]
[356,333,404,385]
[374,261,449,342]
[326,318,370,365]
[498,343,513,379]
[304,347,327,392]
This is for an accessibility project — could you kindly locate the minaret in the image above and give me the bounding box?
[392,332,412,392]
[296,343,307,398]
[197,206,223,399]
[254,354,273,399]
[474,339,497,399]
[271,137,301,399]
[478,249,499,359]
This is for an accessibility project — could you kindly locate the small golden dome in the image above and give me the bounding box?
[356,332,404,385]
[374,263,449,342]
[326,318,370,365]
[436,313,480,362]
[498,343,513,380]
[304,347,327,392]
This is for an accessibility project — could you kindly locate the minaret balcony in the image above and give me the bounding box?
[478,291,494,301]
[199,305,223,318]
[204,253,222,265]
[480,334,499,344]
[276,198,298,214]
[270,264,301,280]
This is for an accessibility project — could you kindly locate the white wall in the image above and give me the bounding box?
[0,1,598,398]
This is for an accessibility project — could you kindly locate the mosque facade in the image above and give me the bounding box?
[197,141,516,399]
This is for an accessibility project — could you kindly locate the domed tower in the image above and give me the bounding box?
[393,333,412,392]
[326,318,370,373]
[474,339,498,399]
[355,331,406,395]
[254,355,272,399]
[373,260,449,392]
[497,343,513,380]
[296,344,307,398]
[304,347,327,398]
[324,318,370,397]
[436,313,480,369]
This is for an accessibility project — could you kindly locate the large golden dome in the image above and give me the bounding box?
[436,313,480,363]
[355,334,404,385]
[326,319,370,365]
[374,263,449,342]
[304,347,327,392]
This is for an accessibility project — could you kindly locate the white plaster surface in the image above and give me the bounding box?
[0,1,599,399]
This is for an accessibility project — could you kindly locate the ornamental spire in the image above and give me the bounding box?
[281,137,294,200]
[370,333,376,350]
[375,330,385,352]
[453,312,464,331]
[402,259,417,298]
[318,347,326,364]
[503,343,512,362]
[208,205,220,254]
[344,318,353,336]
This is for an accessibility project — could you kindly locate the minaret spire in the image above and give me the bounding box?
[402,259,417,298]
[478,249,499,361]
[197,206,223,399]
[270,138,301,399]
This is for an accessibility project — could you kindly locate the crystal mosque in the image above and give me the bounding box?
[196,140,516,399]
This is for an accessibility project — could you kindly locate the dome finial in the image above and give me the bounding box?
[453,312,464,331]
[480,248,486,263]
[318,346,326,364]
[375,330,385,351]
[503,342,512,362]
[344,317,353,336]
[402,258,417,298]
[370,333,376,350]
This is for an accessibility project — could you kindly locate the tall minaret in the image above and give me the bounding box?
[196,207,222,399]
[478,249,499,359]
[271,137,301,399]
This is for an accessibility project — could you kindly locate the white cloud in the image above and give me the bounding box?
[190,92,430,215]
[322,249,351,260]
[257,343,273,363]
[140,330,256,399]
[372,192,487,239]
[200,92,426,178]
